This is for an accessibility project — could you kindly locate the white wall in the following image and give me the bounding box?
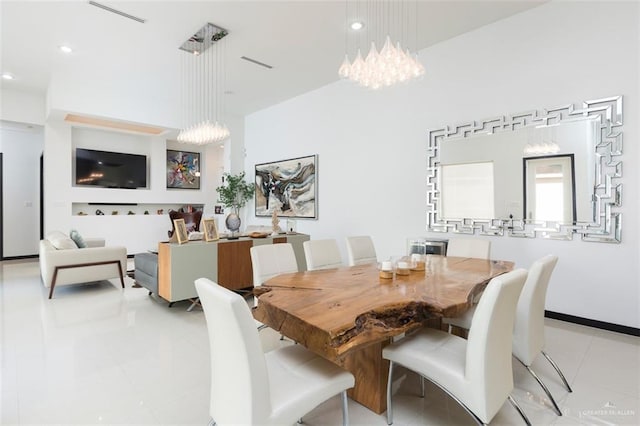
[0,88,46,257]
[245,1,639,328]
[0,127,43,256]
[0,88,45,126]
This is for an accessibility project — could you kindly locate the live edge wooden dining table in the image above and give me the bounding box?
[252,255,514,414]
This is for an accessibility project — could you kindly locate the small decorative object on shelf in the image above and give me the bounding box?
[78,212,87,216]
[379,260,394,279]
[96,209,104,215]
[286,218,297,234]
[111,211,118,215]
[127,211,135,215]
[157,209,164,215]
[271,210,282,234]
[144,210,149,215]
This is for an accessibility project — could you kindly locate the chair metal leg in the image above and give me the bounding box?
[524,365,562,416]
[187,298,200,312]
[388,361,486,426]
[341,390,349,426]
[257,323,268,331]
[508,395,532,426]
[420,375,425,398]
[386,361,395,425]
[297,419,303,424]
[542,350,573,393]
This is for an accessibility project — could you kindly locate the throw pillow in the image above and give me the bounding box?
[69,229,87,248]
[47,232,78,250]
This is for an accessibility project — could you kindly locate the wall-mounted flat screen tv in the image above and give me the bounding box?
[75,148,147,189]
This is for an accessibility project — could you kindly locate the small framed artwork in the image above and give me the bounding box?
[203,218,219,242]
[214,205,224,215]
[167,149,201,189]
[173,218,189,244]
[255,154,317,218]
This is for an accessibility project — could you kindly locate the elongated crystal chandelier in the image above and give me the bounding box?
[178,23,230,145]
[338,0,425,89]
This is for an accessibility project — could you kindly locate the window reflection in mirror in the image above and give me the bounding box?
[523,155,576,223]
[440,162,495,219]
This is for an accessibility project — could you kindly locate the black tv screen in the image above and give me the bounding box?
[75,148,147,189]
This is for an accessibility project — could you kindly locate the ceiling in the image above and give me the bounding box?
[0,1,545,119]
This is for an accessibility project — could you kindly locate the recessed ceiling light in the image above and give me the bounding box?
[59,45,73,54]
[350,21,364,30]
[1,73,14,80]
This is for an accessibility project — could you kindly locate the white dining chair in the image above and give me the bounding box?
[441,255,571,416]
[303,239,343,271]
[250,243,299,287]
[446,238,491,259]
[195,278,355,426]
[441,238,492,324]
[345,236,378,266]
[250,243,299,332]
[383,269,530,426]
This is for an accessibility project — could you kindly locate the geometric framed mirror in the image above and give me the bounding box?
[426,95,622,242]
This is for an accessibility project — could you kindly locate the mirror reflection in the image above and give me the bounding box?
[438,119,597,223]
[427,95,622,242]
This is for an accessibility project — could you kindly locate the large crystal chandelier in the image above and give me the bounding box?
[338,0,425,89]
[178,23,230,145]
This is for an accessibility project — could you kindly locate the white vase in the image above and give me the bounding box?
[225,212,241,235]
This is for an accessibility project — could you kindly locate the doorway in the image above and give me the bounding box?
[523,154,576,223]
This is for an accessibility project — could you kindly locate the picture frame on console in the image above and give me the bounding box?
[166,150,201,189]
[203,218,219,242]
[173,219,189,244]
[255,154,317,219]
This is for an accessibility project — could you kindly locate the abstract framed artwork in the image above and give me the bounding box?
[255,155,317,218]
[166,150,200,189]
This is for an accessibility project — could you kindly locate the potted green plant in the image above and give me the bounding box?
[216,172,255,238]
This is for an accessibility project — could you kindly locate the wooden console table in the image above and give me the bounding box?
[157,233,309,303]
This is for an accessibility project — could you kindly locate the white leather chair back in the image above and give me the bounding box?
[446,238,491,259]
[303,239,342,271]
[195,278,271,424]
[250,243,299,287]
[512,255,558,365]
[345,236,377,266]
[465,269,527,422]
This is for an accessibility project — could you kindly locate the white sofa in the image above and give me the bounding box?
[39,231,127,299]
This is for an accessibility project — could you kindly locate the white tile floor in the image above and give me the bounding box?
[1,259,638,425]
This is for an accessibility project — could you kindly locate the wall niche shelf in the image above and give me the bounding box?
[72,203,204,217]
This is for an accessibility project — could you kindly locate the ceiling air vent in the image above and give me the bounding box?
[240,56,273,69]
[88,1,146,24]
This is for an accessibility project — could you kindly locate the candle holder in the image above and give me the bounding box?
[396,260,411,276]
[410,253,426,271]
[379,260,394,279]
